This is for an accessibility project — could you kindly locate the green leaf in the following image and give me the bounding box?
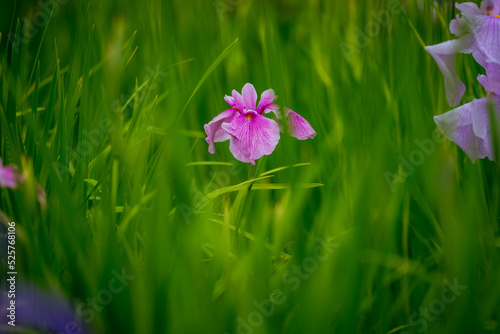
[177,38,238,122]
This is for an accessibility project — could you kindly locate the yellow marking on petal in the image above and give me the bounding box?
[246,114,252,122]
[496,15,500,18]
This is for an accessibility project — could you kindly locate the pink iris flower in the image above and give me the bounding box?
[425,0,500,106]
[0,157,46,206]
[204,83,316,165]
[0,158,20,189]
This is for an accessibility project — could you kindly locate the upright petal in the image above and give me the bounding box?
[224,95,237,108]
[256,89,277,114]
[456,2,481,16]
[434,96,500,162]
[450,17,467,37]
[425,38,471,106]
[222,111,280,165]
[450,3,480,37]
[231,90,245,111]
[242,83,257,110]
[284,108,317,140]
[204,109,239,154]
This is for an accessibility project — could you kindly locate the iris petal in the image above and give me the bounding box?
[263,103,280,114]
[468,14,500,65]
[434,96,500,162]
[242,83,258,110]
[221,112,280,165]
[425,38,470,106]
[477,61,500,94]
[224,95,237,108]
[231,90,245,111]
[284,108,317,140]
[478,75,500,95]
[256,89,277,114]
[204,108,239,154]
[480,0,500,15]
[456,3,481,16]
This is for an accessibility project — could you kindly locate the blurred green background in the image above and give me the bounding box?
[1,0,499,333]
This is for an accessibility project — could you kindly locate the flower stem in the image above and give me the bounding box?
[231,158,266,246]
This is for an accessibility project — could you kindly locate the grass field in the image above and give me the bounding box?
[1,0,499,333]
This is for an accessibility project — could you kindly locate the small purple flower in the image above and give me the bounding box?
[0,158,20,189]
[204,83,316,165]
[0,157,47,205]
[434,65,500,161]
[425,0,500,106]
